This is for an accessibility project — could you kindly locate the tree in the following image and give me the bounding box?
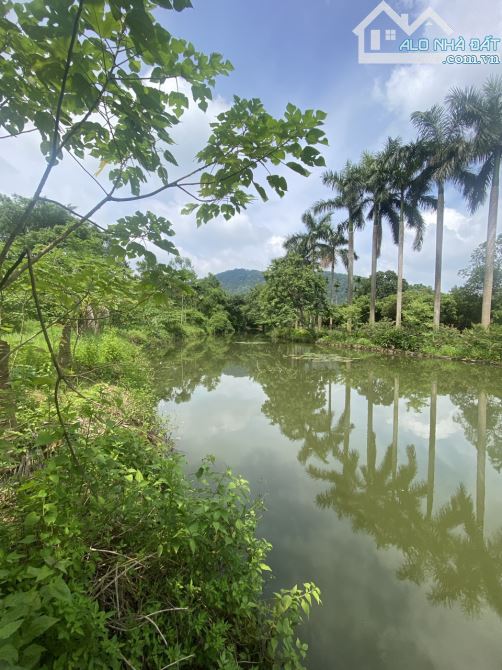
[356,270,408,301]
[313,161,365,305]
[283,210,332,267]
[383,137,436,328]
[360,151,400,325]
[259,254,328,329]
[448,76,502,328]
[0,0,328,295]
[453,234,502,327]
[411,105,464,330]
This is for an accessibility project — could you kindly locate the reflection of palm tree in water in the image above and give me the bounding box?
[427,379,437,520]
[477,389,487,533]
[303,373,502,620]
[159,341,502,619]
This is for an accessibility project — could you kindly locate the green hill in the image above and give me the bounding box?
[215,268,357,303]
[215,269,265,295]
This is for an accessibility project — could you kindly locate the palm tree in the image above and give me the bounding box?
[317,222,349,310]
[283,210,332,267]
[447,76,502,328]
[411,105,464,329]
[313,161,365,305]
[384,137,436,328]
[360,151,400,325]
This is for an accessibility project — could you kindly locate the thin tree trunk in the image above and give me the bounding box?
[58,321,72,368]
[0,339,16,430]
[481,150,500,328]
[433,181,445,330]
[391,375,399,479]
[395,194,405,328]
[427,379,437,519]
[477,389,487,534]
[347,218,354,305]
[369,209,379,326]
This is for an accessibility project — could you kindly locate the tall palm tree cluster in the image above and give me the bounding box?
[285,76,502,330]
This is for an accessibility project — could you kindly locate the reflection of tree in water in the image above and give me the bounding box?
[155,338,233,403]
[302,373,502,620]
[157,339,502,618]
[452,379,502,474]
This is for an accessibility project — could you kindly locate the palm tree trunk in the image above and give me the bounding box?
[329,258,335,305]
[477,389,487,534]
[481,150,501,328]
[391,375,399,479]
[347,218,354,305]
[427,379,437,519]
[395,194,405,328]
[369,209,379,326]
[433,181,445,330]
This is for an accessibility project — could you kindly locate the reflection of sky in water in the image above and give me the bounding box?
[158,350,502,670]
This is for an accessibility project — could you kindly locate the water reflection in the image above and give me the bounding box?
[156,340,502,666]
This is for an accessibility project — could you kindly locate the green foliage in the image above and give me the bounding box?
[1,405,319,669]
[269,327,316,343]
[355,270,408,300]
[1,0,328,239]
[452,234,502,328]
[74,330,152,387]
[207,309,234,336]
[361,321,423,351]
[378,288,458,327]
[319,322,502,362]
[259,255,328,329]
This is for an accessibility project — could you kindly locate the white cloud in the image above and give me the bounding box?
[372,0,502,123]
[395,409,461,439]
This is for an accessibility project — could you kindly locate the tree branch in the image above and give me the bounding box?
[26,249,83,472]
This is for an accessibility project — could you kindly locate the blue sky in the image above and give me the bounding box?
[2,0,502,288]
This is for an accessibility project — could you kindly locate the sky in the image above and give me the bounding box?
[2,0,502,288]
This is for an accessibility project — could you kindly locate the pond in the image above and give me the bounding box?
[157,338,502,670]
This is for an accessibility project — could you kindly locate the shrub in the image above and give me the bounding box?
[269,327,316,343]
[359,321,423,351]
[0,426,319,669]
[207,309,234,336]
[74,330,152,387]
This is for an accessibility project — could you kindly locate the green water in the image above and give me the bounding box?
[157,338,502,670]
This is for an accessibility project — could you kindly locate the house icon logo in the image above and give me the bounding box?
[353,1,454,64]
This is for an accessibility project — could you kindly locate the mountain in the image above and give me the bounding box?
[215,269,265,295]
[215,267,356,303]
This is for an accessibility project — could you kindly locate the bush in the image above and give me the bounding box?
[360,321,423,352]
[269,327,316,342]
[207,309,234,336]
[74,330,152,387]
[318,321,502,363]
[0,424,319,669]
